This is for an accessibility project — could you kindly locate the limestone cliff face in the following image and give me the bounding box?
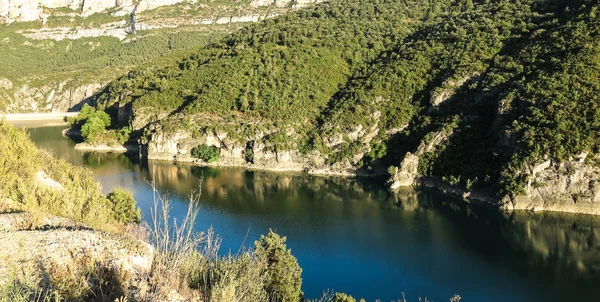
[502,155,600,215]
[144,126,315,172]
[0,0,322,23]
[120,107,364,174]
[388,135,600,215]
[0,0,181,23]
[0,79,105,112]
[388,130,451,189]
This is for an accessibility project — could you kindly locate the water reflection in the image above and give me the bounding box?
[22,125,600,301]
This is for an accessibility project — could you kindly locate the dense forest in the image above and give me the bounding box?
[89,0,600,196]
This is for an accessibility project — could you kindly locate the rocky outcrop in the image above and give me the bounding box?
[429,72,481,107]
[501,155,600,215]
[1,80,105,112]
[250,0,325,8]
[20,21,131,40]
[390,145,600,215]
[1,0,323,23]
[145,128,314,172]
[388,153,419,189]
[1,0,175,23]
[35,171,64,191]
[74,142,135,152]
[0,212,154,294]
[388,130,452,188]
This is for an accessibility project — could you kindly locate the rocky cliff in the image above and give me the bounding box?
[502,155,600,215]
[0,78,105,112]
[0,0,324,23]
[134,112,357,175]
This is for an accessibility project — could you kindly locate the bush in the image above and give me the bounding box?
[333,293,357,302]
[106,188,141,224]
[191,145,221,163]
[254,229,303,302]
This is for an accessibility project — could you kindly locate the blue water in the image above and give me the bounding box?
[24,125,600,302]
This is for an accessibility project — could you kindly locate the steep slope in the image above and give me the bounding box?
[0,0,317,112]
[84,0,600,214]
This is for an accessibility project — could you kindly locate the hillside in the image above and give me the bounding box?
[77,0,600,214]
[0,0,318,112]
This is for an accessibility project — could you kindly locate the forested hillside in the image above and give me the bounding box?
[85,0,600,212]
[0,0,302,112]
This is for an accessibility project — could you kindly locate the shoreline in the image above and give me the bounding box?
[2,112,78,122]
[66,140,600,216]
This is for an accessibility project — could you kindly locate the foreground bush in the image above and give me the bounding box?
[255,230,303,302]
[107,188,141,224]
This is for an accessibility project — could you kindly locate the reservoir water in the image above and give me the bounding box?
[21,124,600,301]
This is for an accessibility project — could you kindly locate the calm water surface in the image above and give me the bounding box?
[21,124,600,301]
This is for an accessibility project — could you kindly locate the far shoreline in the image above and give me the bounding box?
[3,112,78,128]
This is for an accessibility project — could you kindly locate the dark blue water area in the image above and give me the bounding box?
[24,125,600,302]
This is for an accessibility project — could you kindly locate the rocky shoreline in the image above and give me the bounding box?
[61,111,600,216]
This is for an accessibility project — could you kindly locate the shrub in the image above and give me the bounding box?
[191,145,221,163]
[254,229,303,302]
[333,293,357,302]
[107,188,141,224]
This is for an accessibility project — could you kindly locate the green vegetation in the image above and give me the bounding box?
[91,0,600,196]
[255,230,303,302]
[0,23,225,85]
[0,122,457,302]
[69,104,112,143]
[191,144,221,163]
[107,188,141,224]
[0,121,140,232]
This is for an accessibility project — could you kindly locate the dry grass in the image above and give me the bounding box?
[143,179,272,302]
[12,211,47,231]
[0,250,131,302]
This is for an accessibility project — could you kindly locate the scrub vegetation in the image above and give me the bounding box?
[0,121,139,231]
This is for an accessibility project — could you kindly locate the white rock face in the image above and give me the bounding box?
[36,171,64,191]
[504,158,600,215]
[0,0,188,22]
[81,0,115,16]
[388,130,451,189]
[137,0,184,12]
[21,21,130,40]
[0,78,12,90]
[1,80,105,112]
[1,0,321,23]
[39,0,82,10]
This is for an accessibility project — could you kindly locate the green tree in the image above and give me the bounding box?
[74,104,112,143]
[106,188,141,224]
[254,230,303,302]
